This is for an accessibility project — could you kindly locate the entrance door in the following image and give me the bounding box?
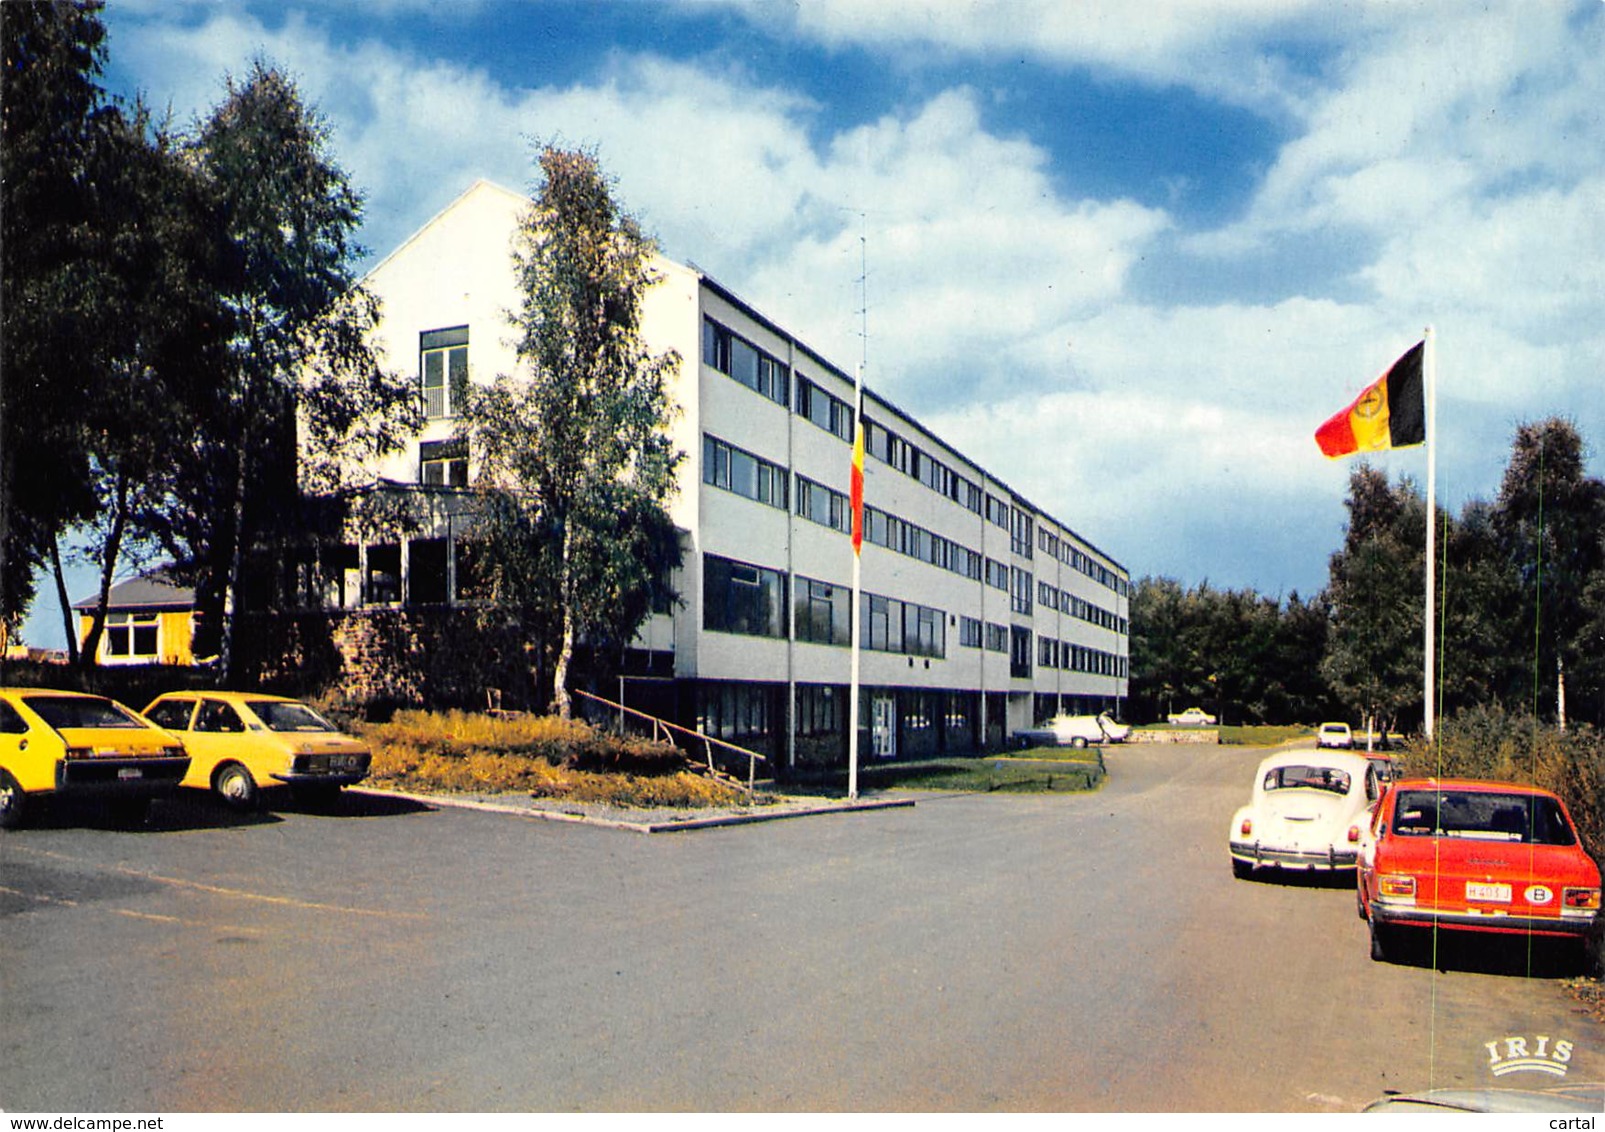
[872,697,896,759]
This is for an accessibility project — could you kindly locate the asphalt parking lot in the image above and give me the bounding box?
[2,742,1599,1112]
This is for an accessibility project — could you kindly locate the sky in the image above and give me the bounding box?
[22,0,1605,646]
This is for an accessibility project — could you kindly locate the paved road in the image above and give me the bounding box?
[1,742,1599,1112]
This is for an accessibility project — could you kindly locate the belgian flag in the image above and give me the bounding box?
[1315,342,1425,458]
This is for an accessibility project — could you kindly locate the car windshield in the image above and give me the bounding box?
[246,700,338,733]
[1391,790,1577,846]
[23,694,144,730]
[1263,764,1351,794]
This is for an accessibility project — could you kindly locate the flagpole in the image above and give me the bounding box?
[848,370,864,801]
[1423,325,1437,740]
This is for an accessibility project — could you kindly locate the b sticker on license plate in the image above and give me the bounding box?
[117,768,142,780]
[1466,882,1511,903]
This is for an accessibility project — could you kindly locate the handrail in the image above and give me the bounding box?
[573,688,768,797]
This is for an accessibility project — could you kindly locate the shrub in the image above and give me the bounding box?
[353,709,753,808]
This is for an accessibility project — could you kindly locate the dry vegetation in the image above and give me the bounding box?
[354,710,757,809]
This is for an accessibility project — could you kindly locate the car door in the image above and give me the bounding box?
[144,698,204,786]
[193,698,286,787]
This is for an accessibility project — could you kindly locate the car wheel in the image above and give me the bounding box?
[0,769,30,830]
[212,762,260,811]
[1369,916,1391,963]
[1070,736,1088,750]
[1356,886,1369,921]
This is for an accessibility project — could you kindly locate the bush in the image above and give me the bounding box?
[352,709,755,808]
[1399,704,1604,867]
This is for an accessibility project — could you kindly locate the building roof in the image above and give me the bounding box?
[71,567,195,613]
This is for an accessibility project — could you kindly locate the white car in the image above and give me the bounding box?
[1316,721,1353,749]
[1014,712,1129,749]
[1229,750,1381,878]
[1167,707,1216,726]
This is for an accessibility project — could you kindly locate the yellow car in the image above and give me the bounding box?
[142,691,371,810]
[0,687,190,829]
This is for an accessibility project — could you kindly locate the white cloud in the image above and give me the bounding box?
[93,0,1605,614]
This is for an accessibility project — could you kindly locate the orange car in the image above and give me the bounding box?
[1357,777,1601,963]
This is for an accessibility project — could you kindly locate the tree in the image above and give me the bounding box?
[1492,418,1605,728]
[0,0,112,638]
[1322,465,1426,736]
[176,61,416,675]
[464,145,682,718]
[64,104,235,667]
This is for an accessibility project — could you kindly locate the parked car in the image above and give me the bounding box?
[1316,721,1353,749]
[1013,712,1129,749]
[1365,752,1398,785]
[1229,750,1380,878]
[1357,778,1602,963]
[0,687,190,829]
[1167,707,1216,726]
[142,691,371,810]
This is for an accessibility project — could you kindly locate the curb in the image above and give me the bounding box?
[348,787,916,834]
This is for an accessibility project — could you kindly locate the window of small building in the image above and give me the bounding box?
[366,544,401,605]
[409,538,449,605]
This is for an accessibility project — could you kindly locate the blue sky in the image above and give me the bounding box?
[23,0,1605,646]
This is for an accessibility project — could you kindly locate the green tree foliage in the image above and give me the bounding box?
[173,61,417,674]
[1322,465,1426,735]
[1492,418,1605,728]
[1128,577,1329,725]
[463,146,682,718]
[0,0,113,635]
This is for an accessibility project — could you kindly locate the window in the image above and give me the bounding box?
[1011,508,1034,557]
[959,616,983,648]
[104,612,159,658]
[985,623,1009,653]
[906,603,944,659]
[795,684,840,737]
[796,476,851,533]
[797,377,854,442]
[699,681,773,743]
[796,577,851,647]
[704,435,788,510]
[985,494,1009,529]
[985,558,1009,591]
[409,538,449,605]
[1039,637,1059,668]
[1038,581,1057,610]
[420,438,468,487]
[366,544,401,604]
[862,594,902,654]
[1011,567,1033,616]
[703,317,788,406]
[421,327,469,419]
[1010,626,1032,679]
[703,554,786,639]
[195,699,246,734]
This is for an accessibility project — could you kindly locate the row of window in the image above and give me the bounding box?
[1039,525,1127,596]
[702,317,1125,602]
[704,555,947,659]
[703,554,1124,681]
[1037,581,1127,634]
[700,436,1128,638]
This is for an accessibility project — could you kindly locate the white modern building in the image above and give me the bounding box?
[294,180,1129,771]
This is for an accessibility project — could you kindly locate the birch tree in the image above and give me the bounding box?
[465,146,681,718]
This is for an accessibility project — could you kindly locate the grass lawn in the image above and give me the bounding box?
[852,751,1105,793]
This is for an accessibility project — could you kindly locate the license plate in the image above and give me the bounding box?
[117,768,142,780]
[1467,882,1511,903]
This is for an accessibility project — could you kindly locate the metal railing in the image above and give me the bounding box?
[573,688,769,798]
